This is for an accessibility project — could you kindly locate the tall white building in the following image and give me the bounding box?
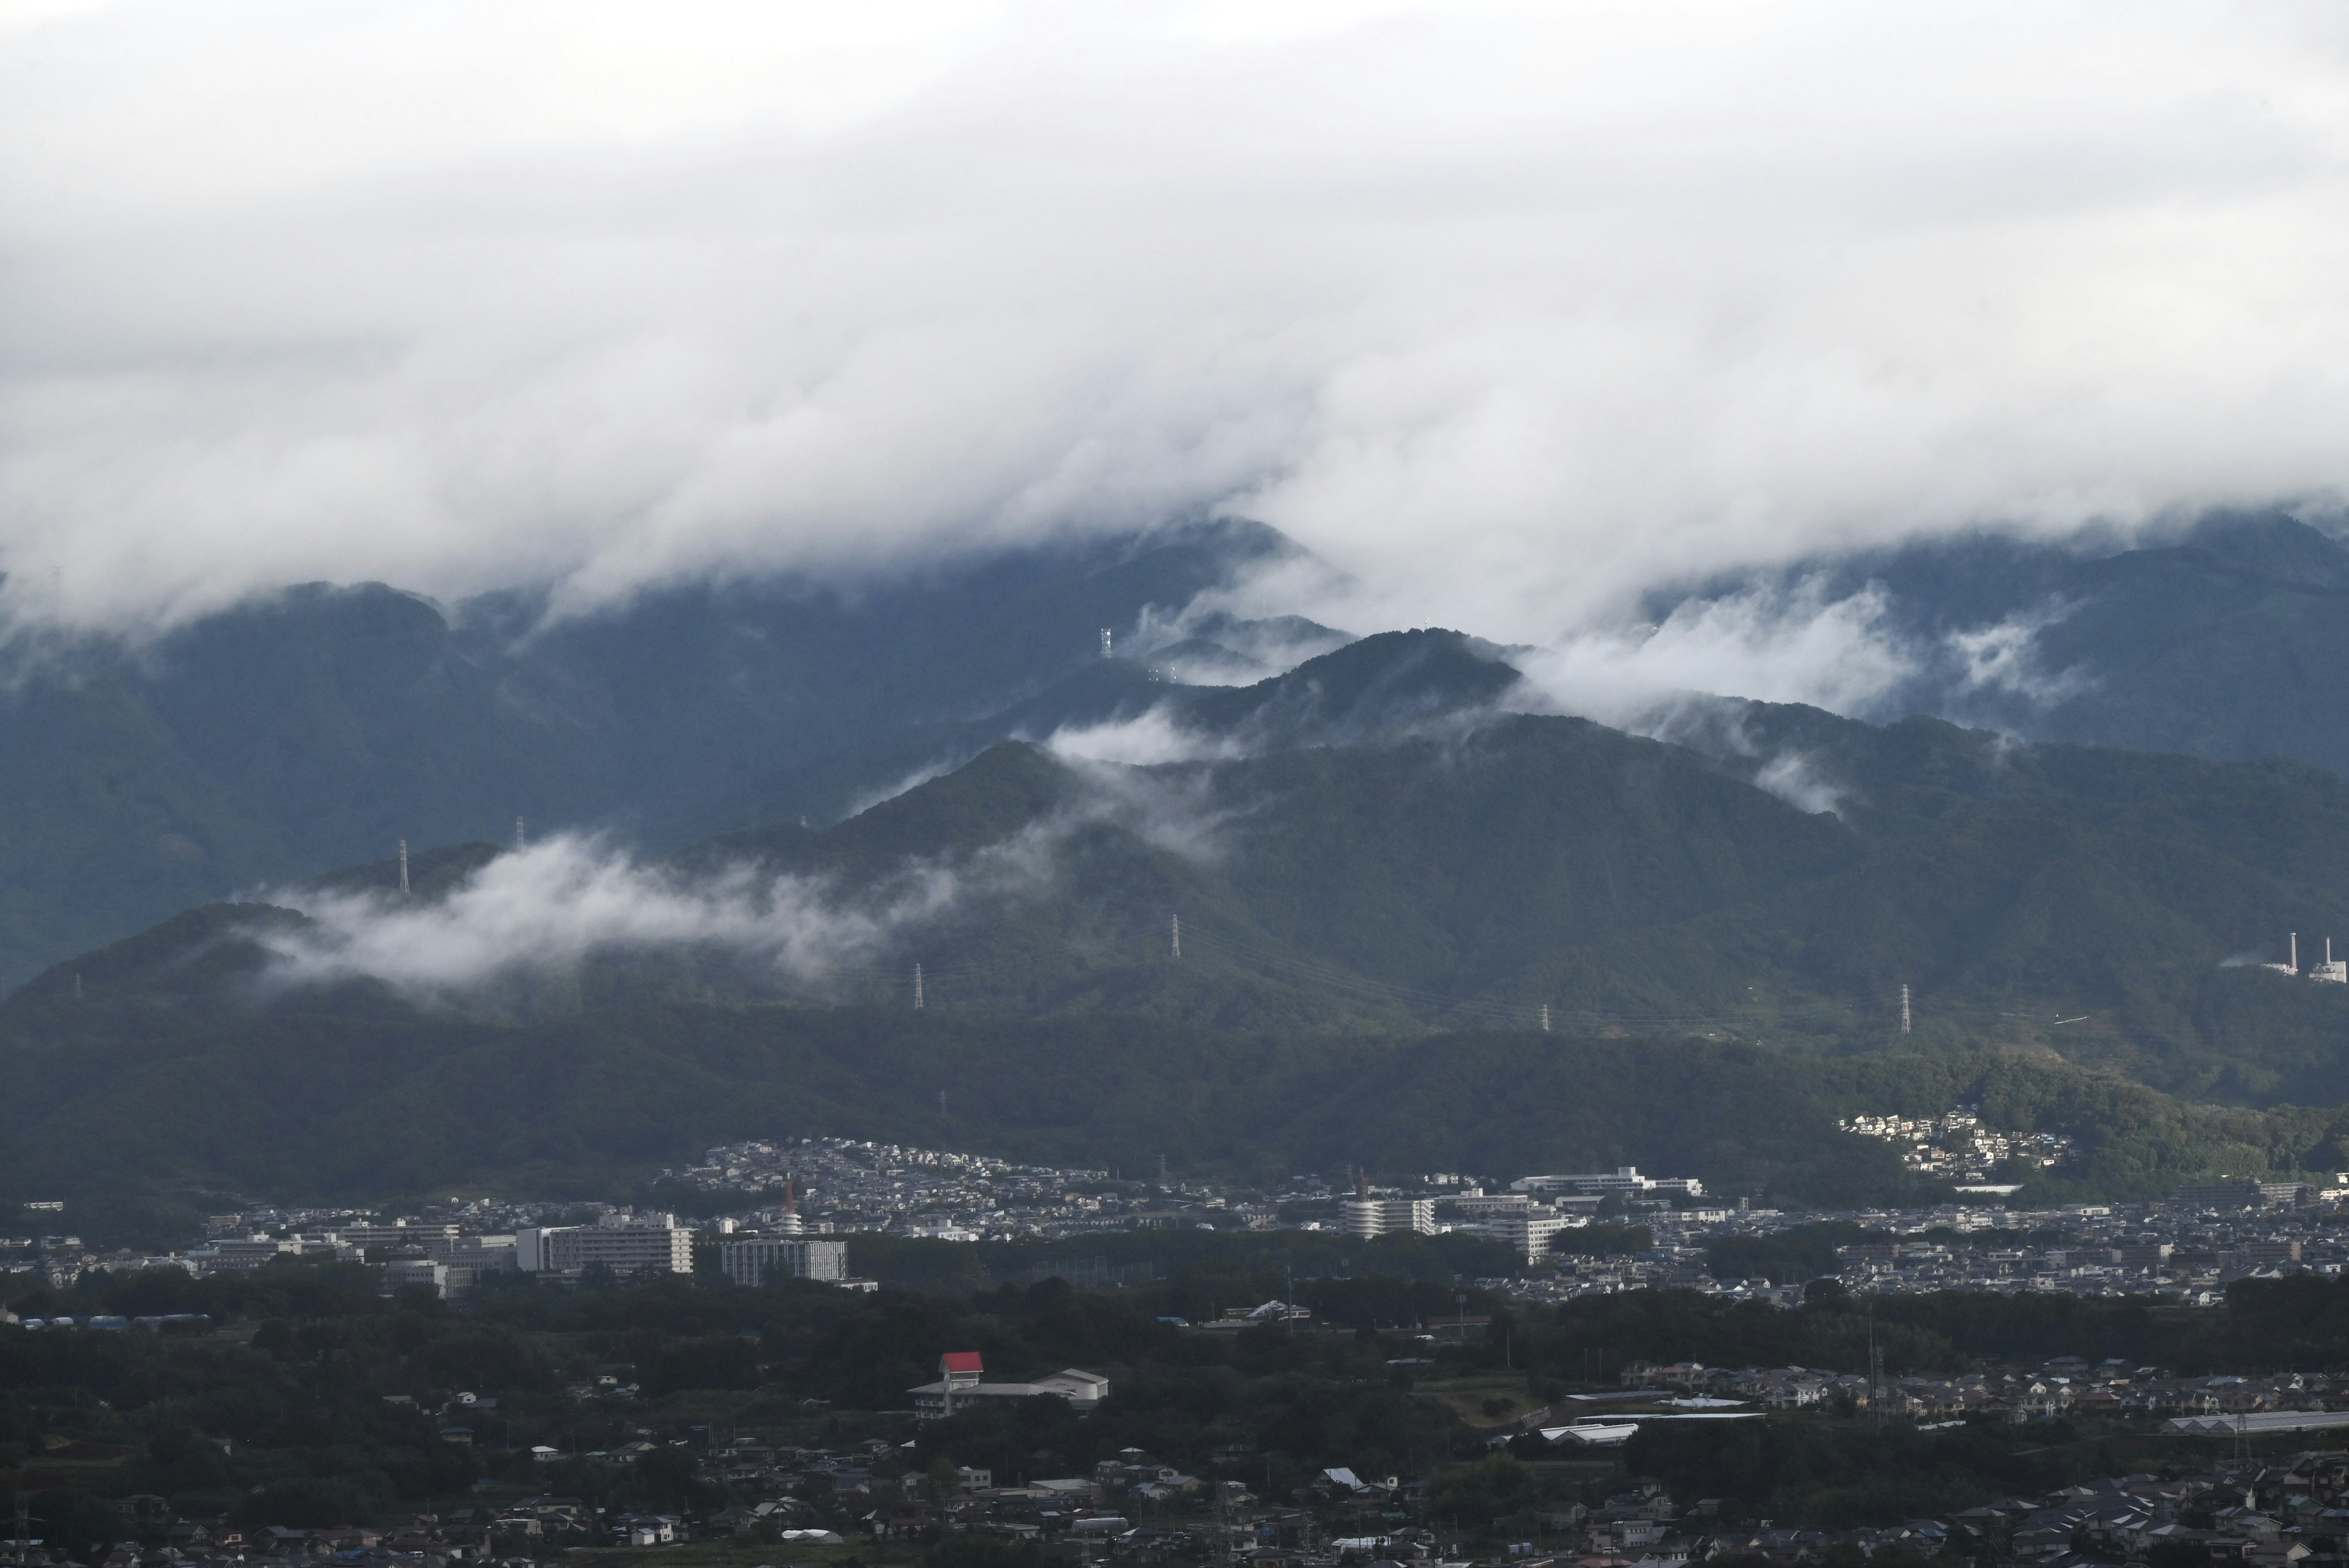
[1463,1209,1573,1262]
[514,1213,692,1277]
[1340,1196,1436,1239]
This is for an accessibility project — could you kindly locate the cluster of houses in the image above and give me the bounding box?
[1837,1107,2079,1188]
[1448,1452,2349,1568]
[667,1137,1272,1242]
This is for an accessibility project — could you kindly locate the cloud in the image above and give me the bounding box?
[1946,601,2096,707]
[1508,579,1916,726]
[248,754,1236,998]
[5,1,2349,657]
[1037,707,1250,768]
[252,833,964,999]
[1752,751,1851,817]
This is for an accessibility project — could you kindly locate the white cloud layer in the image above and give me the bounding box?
[250,760,1233,998]
[5,1,2349,652]
[254,834,964,998]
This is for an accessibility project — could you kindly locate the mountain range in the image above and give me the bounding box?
[15,510,2349,1226]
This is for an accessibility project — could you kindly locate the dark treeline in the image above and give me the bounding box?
[841,1226,1523,1291]
[1485,1276,2349,1384]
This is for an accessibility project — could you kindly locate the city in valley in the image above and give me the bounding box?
[11,1125,2349,1568]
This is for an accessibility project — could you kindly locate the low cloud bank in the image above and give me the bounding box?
[253,835,959,1000]
[6,2,2348,663]
[251,762,1235,1000]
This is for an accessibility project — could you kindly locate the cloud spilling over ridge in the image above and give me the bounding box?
[1510,581,1918,729]
[253,834,965,998]
[251,761,1234,997]
[5,2,2349,661]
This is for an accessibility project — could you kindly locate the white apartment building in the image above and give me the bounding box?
[1461,1209,1575,1262]
[514,1213,692,1276]
[1340,1196,1437,1239]
[1509,1166,1703,1200]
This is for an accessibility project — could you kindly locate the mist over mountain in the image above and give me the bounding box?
[0,516,1327,983]
[21,506,2349,1009]
[1646,510,2349,778]
[15,499,2349,1210]
[20,616,2349,1228]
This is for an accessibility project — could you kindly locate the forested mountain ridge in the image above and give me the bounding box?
[24,627,2349,1093]
[15,507,2349,995]
[12,626,2349,1230]
[18,515,2349,1230]
[0,518,1315,983]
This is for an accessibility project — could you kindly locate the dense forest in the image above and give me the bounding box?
[3,994,2341,1247]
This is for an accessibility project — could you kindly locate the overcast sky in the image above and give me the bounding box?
[4,0,2348,645]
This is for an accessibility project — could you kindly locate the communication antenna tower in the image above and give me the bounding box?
[914,962,924,1010]
[1867,1296,1883,1432]
[1899,984,1912,1035]
[514,815,527,850]
[1100,628,1113,658]
[1540,1003,1550,1033]
[1171,913,1181,960]
[398,839,410,895]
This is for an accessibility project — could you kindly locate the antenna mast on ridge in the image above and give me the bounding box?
[398,839,410,895]
[1100,628,1114,658]
[915,962,925,1010]
[514,816,527,851]
[1171,913,1181,960]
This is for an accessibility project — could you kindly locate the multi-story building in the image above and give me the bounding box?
[907,1351,1110,1420]
[1340,1197,1436,1239]
[384,1259,448,1296]
[335,1224,461,1253]
[514,1214,692,1277]
[718,1236,848,1287]
[1464,1209,1574,1262]
[426,1235,519,1271]
[1510,1167,1704,1200]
